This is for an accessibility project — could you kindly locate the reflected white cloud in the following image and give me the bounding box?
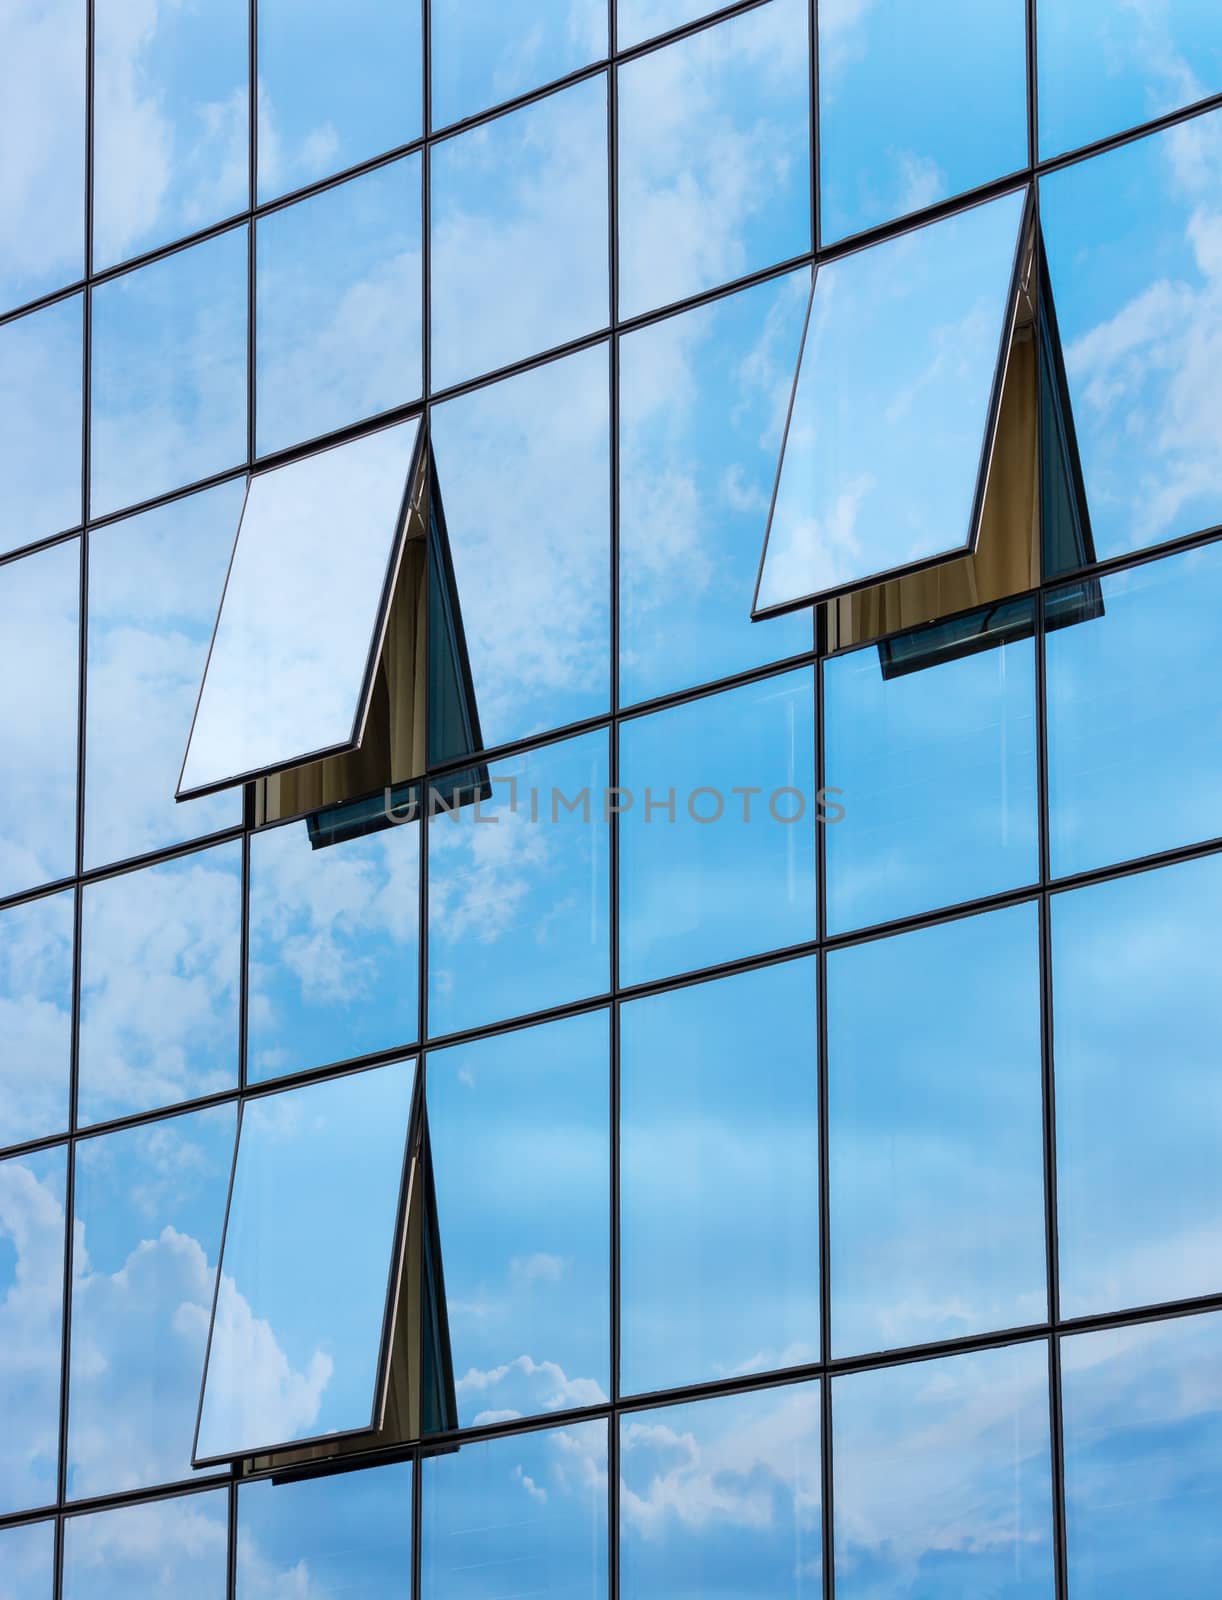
[431,0,604,128]
[0,293,82,556]
[0,890,73,1149]
[62,1488,228,1599]
[0,1517,54,1600]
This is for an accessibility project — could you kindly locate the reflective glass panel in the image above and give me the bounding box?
[67,1106,234,1497]
[620,959,819,1395]
[85,481,244,869]
[77,842,241,1126]
[90,228,247,517]
[62,1489,228,1599]
[617,0,810,320]
[256,158,423,456]
[1046,542,1222,878]
[618,670,817,987]
[833,1342,1055,1595]
[0,889,73,1150]
[828,904,1046,1356]
[1038,0,1222,159]
[0,539,78,902]
[429,1010,609,1425]
[825,604,1038,933]
[249,813,419,1085]
[617,0,726,49]
[93,0,247,268]
[619,272,811,704]
[430,345,610,754]
[0,294,82,555]
[0,1518,54,1600]
[1062,1312,1222,1597]
[181,419,420,798]
[621,1382,822,1599]
[195,1058,415,1463]
[239,1463,411,1596]
[422,1421,608,1600]
[430,78,608,390]
[756,189,1026,613]
[0,1146,65,1516]
[820,0,1026,244]
[1054,855,1222,1317]
[431,0,605,128]
[1041,111,1222,560]
[257,0,423,202]
[428,730,610,1037]
[0,0,84,312]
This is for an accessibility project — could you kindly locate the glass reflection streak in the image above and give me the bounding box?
[194,1058,415,1462]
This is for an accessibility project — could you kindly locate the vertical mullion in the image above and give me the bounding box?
[412,1446,424,1600]
[814,612,834,1598]
[247,0,258,468]
[1025,0,1040,172]
[809,0,820,253]
[227,1475,239,1600]
[607,14,621,1599]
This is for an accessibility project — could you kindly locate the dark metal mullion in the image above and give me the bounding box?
[814,613,834,1597]
[1025,0,1039,170]
[417,3,431,1587]
[809,0,821,253]
[227,1476,239,1600]
[247,0,258,474]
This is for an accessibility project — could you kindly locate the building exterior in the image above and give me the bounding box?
[2,1,1222,1595]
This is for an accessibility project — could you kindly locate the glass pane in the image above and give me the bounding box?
[756,189,1026,613]
[1046,542,1222,878]
[0,1518,54,1600]
[617,0,726,49]
[62,1489,228,1598]
[257,0,423,202]
[621,1382,822,1599]
[1053,855,1222,1317]
[67,1106,234,1497]
[90,228,247,517]
[833,1342,1055,1595]
[249,812,419,1085]
[429,344,610,755]
[0,539,78,902]
[617,0,810,319]
[238,1460,413,1596]
[422,1420,608,1600]
[1038,0,1222,158]
[181,419,420,798]
[0,1146,65,1516]
[430,78,608,390]
[620,959,819,1395]
[77,842,241,1126]
[195,1058,415,1463]
[256,158,423,456]
[828,904,1046,1356]
[428,730,610,1037]
[0,0,84,312]
[0,889,73,1150]
[1062,1312,1222,1597]
[92,0,247,268]
[619,271,812,705]
[431,0,605,128]
[618,669,817,987]
[1040,111,1222,560]
[0,294,82,556]
[429,1010,609,1426]
[824,603,1039,933]
[820,0,1027,244]
[85,481,244,869]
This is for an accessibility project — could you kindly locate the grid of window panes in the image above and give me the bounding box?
[2,1,1222,1595]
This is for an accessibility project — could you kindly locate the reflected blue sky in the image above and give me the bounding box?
[429,1011,609,1426]
[617,0,809,320]
[62,1488,228,1599]
[0,293,82,557]
[0,890,72,1151]
[0,1516,54,1600]
[431,0,604,129]
[617,0,725,49]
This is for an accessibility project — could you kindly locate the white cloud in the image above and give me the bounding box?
[457,1353,607,1423]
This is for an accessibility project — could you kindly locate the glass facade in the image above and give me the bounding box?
[3,2,1221,1594]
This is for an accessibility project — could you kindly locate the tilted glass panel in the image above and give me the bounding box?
[819,0,1027,244]
[0,889,73,1151]
[62,1489,229,1599]
[67,1106,234,1498]
[194,1058,416,1464]
[1041,111,1222,560]
[0,1518,54,1599]
[617,0,810,320]
[832,1342,1055,1594]
[257,0,423,202]
[430,77,608,390]
[1053,854,1222,1318]
[620,1383,822,1599]
[0,1146,65,1516]
[256,157,423,456]
[180,418,422,799]
[620,959,819,1395]
[0,293,82,556]
[92,0,247,269]
[431,0,606,129]
[828,904,1046,1356]
[755,188,1028,614]
[616,0,726,49]
[1062,1312,1222,1597]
